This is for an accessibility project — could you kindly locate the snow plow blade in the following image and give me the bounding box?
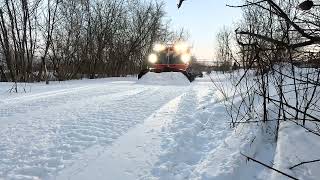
[138,68,195,82]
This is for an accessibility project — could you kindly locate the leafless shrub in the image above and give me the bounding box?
[222,0,320,138]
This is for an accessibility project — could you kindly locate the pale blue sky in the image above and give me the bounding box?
[161,0,242,59]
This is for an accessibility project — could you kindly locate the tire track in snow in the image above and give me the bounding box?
[0,84,147,123]
[55,83,213,180]
[55,92,186,180]
[1,85,107,103]
[0,84,187,180]
[152,83,234,180]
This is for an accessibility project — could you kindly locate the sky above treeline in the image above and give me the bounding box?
[160,0,242,60]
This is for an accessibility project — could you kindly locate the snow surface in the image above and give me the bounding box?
[137,72,190,85]
[0,72,319,180]
[271,122,320,180]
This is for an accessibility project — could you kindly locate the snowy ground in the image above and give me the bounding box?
[0,72,318,180]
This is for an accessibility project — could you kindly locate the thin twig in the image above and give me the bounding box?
[226,0,267,8]
[241,152,299,180]
[289,159,320,170]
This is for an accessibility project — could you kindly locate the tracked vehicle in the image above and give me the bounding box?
[138,42,195,82]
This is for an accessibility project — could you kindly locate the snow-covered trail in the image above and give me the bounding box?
[55,93,186,180]
[0,80,189,180]
[55,80,234,180]
[0,75,282,180]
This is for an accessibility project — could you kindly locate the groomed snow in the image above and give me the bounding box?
[0,72,318,180]
[0,76,186,179]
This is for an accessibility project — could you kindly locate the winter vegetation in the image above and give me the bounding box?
[208,0,320,179]
[0,0,189,88]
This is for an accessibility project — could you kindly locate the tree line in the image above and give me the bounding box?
[0,0,177,84]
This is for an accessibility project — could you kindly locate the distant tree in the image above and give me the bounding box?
[215,27,234,72]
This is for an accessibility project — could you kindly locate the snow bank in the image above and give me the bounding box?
[191,121,276,180]
[271,122,320,180]
[137,72,190,85]
[187,95,276,180]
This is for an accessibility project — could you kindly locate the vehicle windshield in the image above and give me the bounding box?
[158,51,182,64]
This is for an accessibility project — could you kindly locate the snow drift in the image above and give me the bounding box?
[137,72,190,85]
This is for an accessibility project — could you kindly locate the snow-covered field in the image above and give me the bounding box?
[0,72,319,180]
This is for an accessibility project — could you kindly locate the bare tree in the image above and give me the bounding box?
[0,0,176,87]
[216,26,234,72]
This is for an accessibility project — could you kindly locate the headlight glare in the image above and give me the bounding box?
[153,43,166,52]
[181,54,191,63]
[148,54,158,63]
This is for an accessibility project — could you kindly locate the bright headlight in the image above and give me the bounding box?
[148,54,157,63]
[153,43,166,52]
[181,54,191,63]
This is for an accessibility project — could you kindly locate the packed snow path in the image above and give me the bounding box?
[0,74,277,180]
[0,77,193,179]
